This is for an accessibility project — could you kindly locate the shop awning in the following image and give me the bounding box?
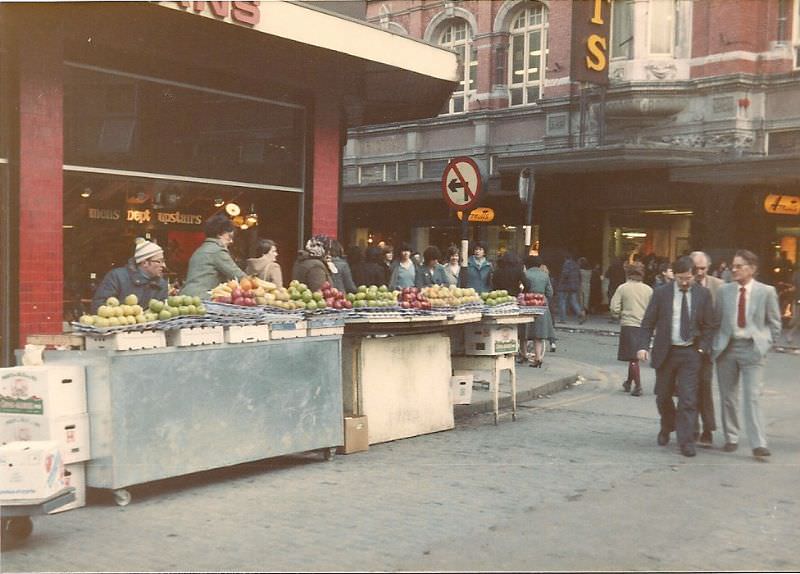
[497,144,719,175]
[153,1,460,126]
[669,153,800,185]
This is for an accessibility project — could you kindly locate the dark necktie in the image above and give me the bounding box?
[680,288,691,341]
[737,287,746,328]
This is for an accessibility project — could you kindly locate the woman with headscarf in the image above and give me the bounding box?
[291,235,332,292]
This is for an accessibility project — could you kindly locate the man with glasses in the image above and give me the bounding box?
[92,238,169,312]
[637,256,715,458]
[712,250,782,460]
[690,251,724,447]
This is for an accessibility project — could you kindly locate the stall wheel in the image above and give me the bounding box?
[113,489,132,507]
[321,447,336,461]
[2,516,34,545]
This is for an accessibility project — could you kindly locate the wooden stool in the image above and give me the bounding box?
[452,353,517,424]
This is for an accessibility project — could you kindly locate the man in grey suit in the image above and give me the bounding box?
[637,256,716,457]
[691,251,725,446]
[713,249,782,459]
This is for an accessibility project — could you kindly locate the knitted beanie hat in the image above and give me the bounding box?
[134,239,164,264]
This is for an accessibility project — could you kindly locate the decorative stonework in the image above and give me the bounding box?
[644,62,678,80]
[658,132,754,149]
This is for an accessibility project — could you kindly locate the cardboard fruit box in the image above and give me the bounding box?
[269,320,307,340]
[337,415,368,454]
[0,412,91,464]
[0,365,86,417]
[463,324,518,355]
[224,324,270,344]
[48,462,86,514]
[0,440,65,502]
[450,372,474,405]
[165,326,224,347]
[83,330,166,351]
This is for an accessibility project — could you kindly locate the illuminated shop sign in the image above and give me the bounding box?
[88,208,203,225]
[570,0,611,85]
[161,1,260,27]
[763,194,800,215]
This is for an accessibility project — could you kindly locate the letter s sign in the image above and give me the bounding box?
[586,34,607,72]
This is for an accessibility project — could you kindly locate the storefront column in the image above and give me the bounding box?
[17,17,63,342]
[311,104,342,239]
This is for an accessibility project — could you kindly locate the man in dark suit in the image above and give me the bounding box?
[691,251,725,446]
[637,256,716,457]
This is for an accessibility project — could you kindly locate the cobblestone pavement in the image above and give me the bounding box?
[2,330,798,573]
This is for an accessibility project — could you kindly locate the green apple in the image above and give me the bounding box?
[158,309,172,321]
[106,296,120,307]
[95,317,110,328]
[79,314,95,325]
[195,305,206,314]
[124,294,138,306]
[149,299,165,313]
[191,296,202,307]
[97,305,113,318]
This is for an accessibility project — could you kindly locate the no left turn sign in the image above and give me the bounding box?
[441,156,482,211]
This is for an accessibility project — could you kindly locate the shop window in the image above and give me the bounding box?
[508,2,549,106]
[63,65,305,189]
[649,0,676,56]
[62,172,301,318]
[343,165,358,186]
[422,159,449,180]
[437,19,477,114]
[611,0,634,60]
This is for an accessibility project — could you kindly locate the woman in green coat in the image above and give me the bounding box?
[181,214,245,298]
[523,255,556,367]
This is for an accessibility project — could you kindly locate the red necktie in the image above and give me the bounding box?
[737,287,746,328]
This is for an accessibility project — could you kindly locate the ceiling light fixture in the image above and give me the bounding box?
[214,198,225,207]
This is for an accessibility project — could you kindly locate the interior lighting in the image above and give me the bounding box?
[80,187,92,198]
[214,197,225,207]
[225,202,241,217]
[245,204,258,227]
[622,232,647,239]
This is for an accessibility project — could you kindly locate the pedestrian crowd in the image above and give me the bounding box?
[94,225,790,463]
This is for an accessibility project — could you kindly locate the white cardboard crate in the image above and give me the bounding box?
[165,326,224,347]
[307,326,344,337]
[49,462,86,514]
[0,412,91,464]
[463,324,518,355]
[451,373,474,405]
[269,321,307,340]
[0,365,86,417]
[224,324,270,344]
[84,330,166,351]
[0,440,65,501]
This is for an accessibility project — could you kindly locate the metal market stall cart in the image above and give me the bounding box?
[39,333,344,506]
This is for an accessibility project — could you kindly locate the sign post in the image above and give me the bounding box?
[442,156,483,286]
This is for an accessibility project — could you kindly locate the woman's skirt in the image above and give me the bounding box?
[617,325,643,361]
[527,307,556,340]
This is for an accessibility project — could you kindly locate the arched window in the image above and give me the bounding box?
[508,2,548,106]
[438,19,477,114]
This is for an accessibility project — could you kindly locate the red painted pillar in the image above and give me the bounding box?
[310,103,341,239]
[17,17,64,342]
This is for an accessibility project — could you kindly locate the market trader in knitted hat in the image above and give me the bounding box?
[91,238,169,312]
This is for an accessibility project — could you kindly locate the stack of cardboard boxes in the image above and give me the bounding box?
[0,365,90,512]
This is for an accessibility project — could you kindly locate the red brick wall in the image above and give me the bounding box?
[17,20,64,342]
[311,103,341,239]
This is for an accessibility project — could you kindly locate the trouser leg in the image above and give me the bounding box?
[716,347,741,445]
[654,359,677,433]
[695,355,716,434]
[675,348,700,446]
[739,344,768,449]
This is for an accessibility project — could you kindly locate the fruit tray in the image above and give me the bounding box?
[481,302,521,316]
[517,305,548,315]
[307,315,346,328]
[70,321,162,335]
[203,301,271,320]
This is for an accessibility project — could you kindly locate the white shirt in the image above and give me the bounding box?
[733,279,754,339]
[671,283,693,346]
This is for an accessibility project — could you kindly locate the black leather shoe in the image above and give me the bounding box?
[723,442,738,452]
[699,431,713,446]
[622,380,631,392]
[631,385,642,397]
[657,430,670,446]
[752,447,771,457]
[681,444,697,457]
[549,342,557,353]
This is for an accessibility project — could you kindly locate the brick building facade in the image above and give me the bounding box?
[342,0,800,289]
